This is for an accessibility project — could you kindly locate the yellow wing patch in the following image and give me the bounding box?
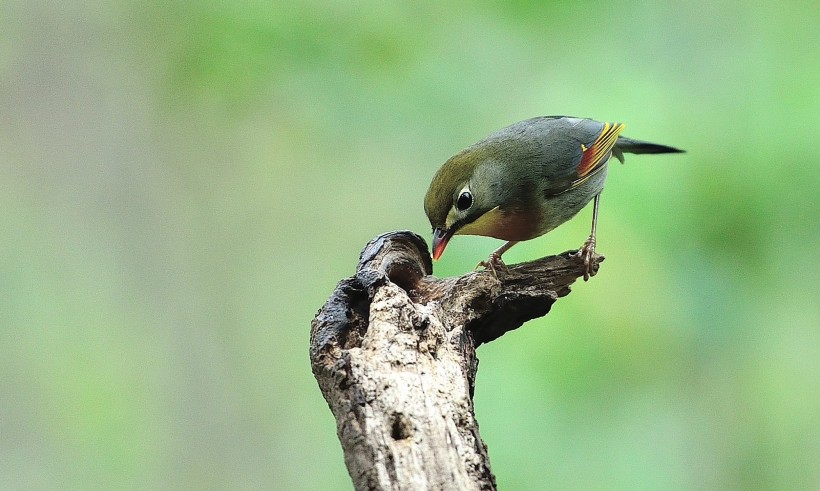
[576,122,625,178]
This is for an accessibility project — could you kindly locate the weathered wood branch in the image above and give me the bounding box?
[310,231,602,490]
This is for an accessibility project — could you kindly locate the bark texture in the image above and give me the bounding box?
[310,231,601,490]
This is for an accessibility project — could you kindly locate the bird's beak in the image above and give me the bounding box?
[431,227,453,261]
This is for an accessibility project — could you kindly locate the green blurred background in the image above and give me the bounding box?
[2,0,818,489]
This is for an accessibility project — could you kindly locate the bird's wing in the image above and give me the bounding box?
[543,120,624,197]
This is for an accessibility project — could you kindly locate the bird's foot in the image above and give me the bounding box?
[476,252,508,278]
[573,235,598,281]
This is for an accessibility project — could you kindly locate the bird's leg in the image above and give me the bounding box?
[477,240,518,275]
[575,193,600,281]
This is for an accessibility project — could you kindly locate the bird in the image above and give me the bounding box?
[424,116,684,280]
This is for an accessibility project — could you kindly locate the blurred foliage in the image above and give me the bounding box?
[1,0,818,489]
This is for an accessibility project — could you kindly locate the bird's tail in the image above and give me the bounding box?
[613,136,684,163]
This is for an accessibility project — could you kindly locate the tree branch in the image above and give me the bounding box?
[310,230,602,490]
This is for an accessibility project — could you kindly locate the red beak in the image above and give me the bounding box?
[431,228,453,261]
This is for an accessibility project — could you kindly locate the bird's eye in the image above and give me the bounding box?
[456,191,473,211]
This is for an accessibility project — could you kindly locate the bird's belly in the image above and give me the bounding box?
[540,166,608,234]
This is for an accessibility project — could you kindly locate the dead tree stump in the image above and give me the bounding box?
[310,230,601,490]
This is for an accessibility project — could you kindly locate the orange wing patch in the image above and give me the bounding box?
[577,122,625,177]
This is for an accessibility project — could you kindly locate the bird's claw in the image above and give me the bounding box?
[573,235,598,281]
[476,252,508,277]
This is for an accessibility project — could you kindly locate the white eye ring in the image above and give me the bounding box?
[456,188,473,211]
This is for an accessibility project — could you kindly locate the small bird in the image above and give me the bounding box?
[424,116,684,280]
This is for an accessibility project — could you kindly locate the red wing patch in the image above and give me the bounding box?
[577,122,625,177]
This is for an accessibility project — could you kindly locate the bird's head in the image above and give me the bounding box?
[424,147,507,260]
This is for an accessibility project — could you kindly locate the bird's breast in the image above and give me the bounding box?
[456,204,546,241]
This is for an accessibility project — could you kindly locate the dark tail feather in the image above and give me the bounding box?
[613,136,685,163]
